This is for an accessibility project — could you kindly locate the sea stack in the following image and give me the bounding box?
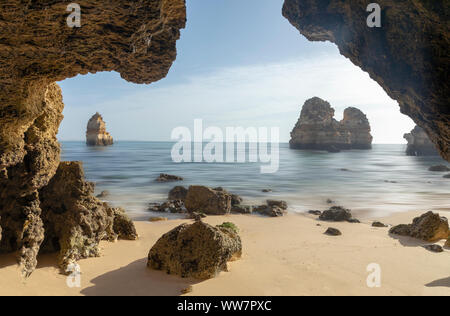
[289,97,372,152]
[404,126,439,156]
[86,113,114,146]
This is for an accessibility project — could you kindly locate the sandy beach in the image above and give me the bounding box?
[0,210,448,296]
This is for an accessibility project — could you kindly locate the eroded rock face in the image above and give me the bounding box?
[39,161,137,272]
[389,211,449,242]
[0,83,64,277]
[0,0,186,276]
[283,0,449,160]
[86,113,114,146]
[290,97,372,151]
[148,221,242,279]
[404,126,439,156]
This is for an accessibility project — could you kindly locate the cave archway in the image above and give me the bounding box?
[0,0,447,277]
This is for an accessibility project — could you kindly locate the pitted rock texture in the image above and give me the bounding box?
[86,113,114,146]
[290,97,372,151]
[404,126,439,156]
[39,161,137,272]
[0,83,64,277]
[389,211,449,242]
[283,0,449,161]
[0,0,186,276]
[185,186,232,215]
[148,221,242,279]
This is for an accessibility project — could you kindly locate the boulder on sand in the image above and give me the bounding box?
[254,205,286,217]
[185,186,232,215]
[319,206,356,222]
[389,211,450,242]
[325,227,342,236]
[147,220,242,279]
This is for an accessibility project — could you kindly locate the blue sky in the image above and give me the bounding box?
[58,0,415,143]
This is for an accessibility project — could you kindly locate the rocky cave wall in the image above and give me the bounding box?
[0,0,186,276]
[283,0,449,161]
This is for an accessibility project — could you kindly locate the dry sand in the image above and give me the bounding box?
[0,211,449,296]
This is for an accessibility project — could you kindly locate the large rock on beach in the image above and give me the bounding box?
[389,211,450,242]
[319,206,354,222]
[185,186,232,215]
[147,221,242,279]
[39,162,137,273]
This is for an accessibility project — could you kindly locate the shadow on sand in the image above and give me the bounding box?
[388,234,430,248]
[81,258,201,296]
[425,277,450,288]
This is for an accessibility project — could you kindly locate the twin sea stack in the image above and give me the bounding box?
[289,97,373,152]
[404,126,439,156]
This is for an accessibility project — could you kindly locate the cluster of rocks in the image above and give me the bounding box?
[428,165,450,179]
[148,185,288,218]
[404,126,439,156]
[86,113,114,146]
[309,206,360,223]
[147,220,242,279]
[289,97,373,153]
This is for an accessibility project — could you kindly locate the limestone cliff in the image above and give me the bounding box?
[404,126,439,156]
[0,0,186,276]
[283,0,449,160]
[290,97,372,151]
[86,113,114,146]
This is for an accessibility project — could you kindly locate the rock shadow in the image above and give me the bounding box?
[81,258,201,296]
[425,277,450,288]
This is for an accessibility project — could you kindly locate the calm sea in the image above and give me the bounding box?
[61,142,450,221]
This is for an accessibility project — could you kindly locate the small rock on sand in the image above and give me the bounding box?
[443,174,450,179]
[372,221,388,228]
[308,210,322,216]
[262,189,272,192]
[181,286,193,294]
[325,227,342,236]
